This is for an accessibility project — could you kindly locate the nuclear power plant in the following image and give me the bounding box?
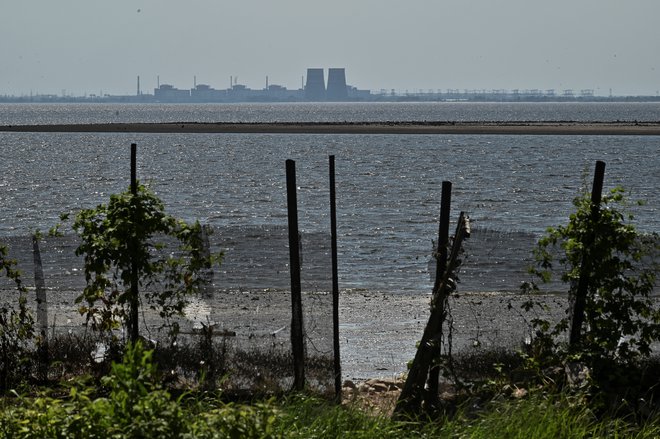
[148,68,366,103]
[4,65,629,103]
[153,67,365,103]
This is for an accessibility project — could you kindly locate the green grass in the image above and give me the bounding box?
[2,341,660,438]
[2,389,660,438]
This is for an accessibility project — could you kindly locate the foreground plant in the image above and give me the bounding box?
[523,186,659,401]
[0,341,280,439]
[70,183,221,341]
[0,244,35,391]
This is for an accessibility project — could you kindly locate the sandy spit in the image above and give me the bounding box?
[2,121,660,135]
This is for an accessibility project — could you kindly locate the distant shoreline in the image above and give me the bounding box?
[2,121,660,135]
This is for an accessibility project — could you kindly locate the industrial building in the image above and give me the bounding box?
[149,68,367,103]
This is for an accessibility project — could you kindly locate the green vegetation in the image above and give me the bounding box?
[69,182,221,341]
[1,174,659,437]
[0,244,36,391]
[523,187,659,361]
[2,341,660,438]
[520,187,659,413]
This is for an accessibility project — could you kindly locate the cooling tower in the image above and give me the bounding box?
[305,68,326,101]
[326,68,348,101]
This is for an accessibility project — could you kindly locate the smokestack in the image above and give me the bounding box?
[157,75,160,88]
[266,75,269,90]
[194,75,197,88]
[230,76,232,90]
[137,75,140,96]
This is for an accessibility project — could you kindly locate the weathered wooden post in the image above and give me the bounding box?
[286,159,305,391]
[329,155,342,401]
[129,143,140,343]
[32,234,49,378]
[569,160,606,347]
[426,181,452,408]
[200,224,214,296]
[394,212,470,418]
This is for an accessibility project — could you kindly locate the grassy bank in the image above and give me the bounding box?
[3,389,660,438]
[1,341,659,438]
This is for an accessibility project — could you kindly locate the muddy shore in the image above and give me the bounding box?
[21,288,567,382]
[2,121,660,135]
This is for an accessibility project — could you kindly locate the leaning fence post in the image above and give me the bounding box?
[395,212,470,418]
[286,159,306,391]
[32,234,49,378]
[329,155,342,402]
[569,160,606,347]
[426,181,452,408]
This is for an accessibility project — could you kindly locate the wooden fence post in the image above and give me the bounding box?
[329,155,342,402]
[394,212,470,418]
[286,159,305,391]
[426,181,452,409]
[129,143,140,343]
[32,234,49,378]
[200,224,214,296]
[569,160,606,347]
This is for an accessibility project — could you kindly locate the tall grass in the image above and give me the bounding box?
[2,341,660,438]
[2,389,660,438]
[275,394,660,439]
[439,394,660,439]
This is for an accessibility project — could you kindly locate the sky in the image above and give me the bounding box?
[2,0,659,97]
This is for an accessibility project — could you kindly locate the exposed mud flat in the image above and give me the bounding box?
[3,121,660,135]
[11,286,567,381]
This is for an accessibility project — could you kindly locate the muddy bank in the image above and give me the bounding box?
[16,287,567,381]
[2,121,660,135]
[338,290,566,381]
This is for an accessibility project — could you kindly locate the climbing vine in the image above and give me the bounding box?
[0,243,35,390]
[523,187,659,365]
[71,182,221,340]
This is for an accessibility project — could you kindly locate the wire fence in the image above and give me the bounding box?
[0,226,334,395]
[1,225,657,386]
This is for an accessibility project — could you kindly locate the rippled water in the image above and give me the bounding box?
[1,129,657,293]
[2,101,660,125]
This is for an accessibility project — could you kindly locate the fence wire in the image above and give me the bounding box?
[0,226,334,395]
[1,226,657,385]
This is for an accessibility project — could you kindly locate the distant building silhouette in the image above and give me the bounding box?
[154,84,190,102]
[326,68,348,101]
[305,68,326,101]
[191,84,226,102]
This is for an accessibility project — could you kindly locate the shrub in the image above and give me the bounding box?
[69,183,221,341]
[522,187,659,402]
[0,244,35,391]
[524,188,659,361]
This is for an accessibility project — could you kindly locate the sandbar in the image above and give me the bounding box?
[2,121,660,135]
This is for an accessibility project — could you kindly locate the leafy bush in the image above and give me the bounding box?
[524,187,659,362]
[0,340,280,438]
[522,187,659,404]
[70,183,221,340]
[0,244,35,391]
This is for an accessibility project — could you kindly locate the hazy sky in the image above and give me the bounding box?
[2,0,659,96]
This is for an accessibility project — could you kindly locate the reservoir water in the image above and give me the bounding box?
[1,102,658,294]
